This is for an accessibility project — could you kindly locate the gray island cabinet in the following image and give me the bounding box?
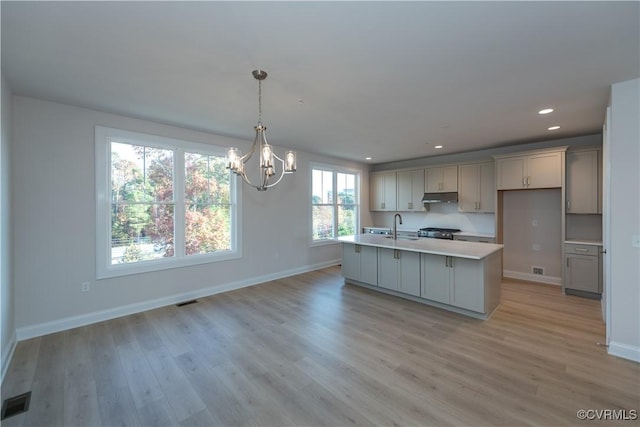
[338,235,503,320]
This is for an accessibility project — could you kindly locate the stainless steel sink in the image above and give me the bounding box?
[384,236,419,241]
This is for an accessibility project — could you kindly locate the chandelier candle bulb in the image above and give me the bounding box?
[285,151,297,172]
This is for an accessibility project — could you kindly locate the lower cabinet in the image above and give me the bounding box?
[421,254,483,312]
[342,242,502,319]
[378,248,421,297]
[564,244,602,295]
[342,243,378,286]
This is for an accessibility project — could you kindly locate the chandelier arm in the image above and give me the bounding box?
[261,156,288,189]
[239,132,260,163]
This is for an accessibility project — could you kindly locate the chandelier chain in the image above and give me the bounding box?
[258,79,262,124]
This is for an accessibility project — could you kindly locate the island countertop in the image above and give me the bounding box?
[337,234,503,260]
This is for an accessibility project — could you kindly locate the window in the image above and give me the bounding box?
[311,163,359,242]
[96,126,240,278]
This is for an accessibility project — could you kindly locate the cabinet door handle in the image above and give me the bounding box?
[445,256,449,267]
[450,257,454,268]
[527,176,531,186]
[600,249,607,254]
[575,248,589,252]
[396,250,400,259]
[567,200,571,210]
[408,202,413,210]
[355,245,361,253]
[381,202,385,209]
[567,257,570,268]
[522,177,526,187]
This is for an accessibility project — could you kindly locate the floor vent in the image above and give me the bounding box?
[176,299,198,307]
[1,391,31,420]
[532,266,544,275]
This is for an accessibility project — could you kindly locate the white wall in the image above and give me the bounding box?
[503,189,562,284]
[608,78,640,362]
[12,96,368,337]
[1,72,16,380]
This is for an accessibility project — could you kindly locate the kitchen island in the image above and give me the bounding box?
[338,234,504,320]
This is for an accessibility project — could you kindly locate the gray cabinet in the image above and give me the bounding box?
[397,169,425,212]
[495,149,564,190]
[458,162,495,213]
[425,166,458,193]
[566,149,602,214]
[378,248,421,296]
[564,243,602,295]
[421,254,483,312]
[342,243,378,286]
[371,172,397,211]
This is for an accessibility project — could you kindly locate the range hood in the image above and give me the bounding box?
[421,192,458,204]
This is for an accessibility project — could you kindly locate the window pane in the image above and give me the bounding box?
[312,205,334,239]
[338,205,357,236]
[185,204,231,255]
[337,173,356,204]
[185,153,230,204]
[111,142,146,203]
[145,146,174,202]
[312,169,333,204]
[111,203,174,264]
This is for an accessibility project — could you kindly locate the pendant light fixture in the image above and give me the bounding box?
[227,69,296,191]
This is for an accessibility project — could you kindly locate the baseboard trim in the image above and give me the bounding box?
[503,270,561,286]
[1,331,17,383]
[16,259,340,341]
[608,341,640,363]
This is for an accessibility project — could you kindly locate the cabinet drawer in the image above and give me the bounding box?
[564,244,598,256]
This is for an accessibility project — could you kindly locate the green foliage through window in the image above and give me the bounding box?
[312,166,359,240]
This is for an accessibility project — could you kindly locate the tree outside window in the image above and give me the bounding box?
[311,165,359,241]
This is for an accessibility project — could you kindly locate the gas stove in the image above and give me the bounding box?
[417,227,461,240]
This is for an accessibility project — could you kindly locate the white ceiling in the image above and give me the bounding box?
[2,1,638,164]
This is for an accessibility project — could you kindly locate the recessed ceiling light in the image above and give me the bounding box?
[434,145,443,149]
[548,125,560,130]
[365,157,372,160]
[538,108,554,115]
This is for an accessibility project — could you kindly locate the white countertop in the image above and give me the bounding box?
[565,239,603,246]
[455,231,496,239]
[338,234,503,260]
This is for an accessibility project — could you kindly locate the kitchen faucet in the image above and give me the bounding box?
[393,213,403,240]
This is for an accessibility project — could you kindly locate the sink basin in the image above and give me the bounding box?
[384,236,419,241]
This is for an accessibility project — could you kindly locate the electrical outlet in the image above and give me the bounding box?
[532,243,541,251]
[81,281,90,292]
[532,266,544,275]
[532,219,538,227]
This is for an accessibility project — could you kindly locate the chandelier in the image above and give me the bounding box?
[227,69,296,191]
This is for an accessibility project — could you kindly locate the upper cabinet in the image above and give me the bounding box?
[458,162,495,213]
[425,166,458,193]
[566,148,602,214]
[397,169,425,212]
[370,171,397,211]
[495,148,566,190]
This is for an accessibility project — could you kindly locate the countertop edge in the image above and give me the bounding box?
[337,235,503,260]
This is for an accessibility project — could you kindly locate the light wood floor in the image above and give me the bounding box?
[2,266,639,427]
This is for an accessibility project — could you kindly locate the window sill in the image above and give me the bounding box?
[97,250,241,279]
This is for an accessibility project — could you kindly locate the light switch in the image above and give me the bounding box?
[532,219,538,227]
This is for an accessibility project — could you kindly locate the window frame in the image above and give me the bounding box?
[95,126,242,279]
[310,162,360,246]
